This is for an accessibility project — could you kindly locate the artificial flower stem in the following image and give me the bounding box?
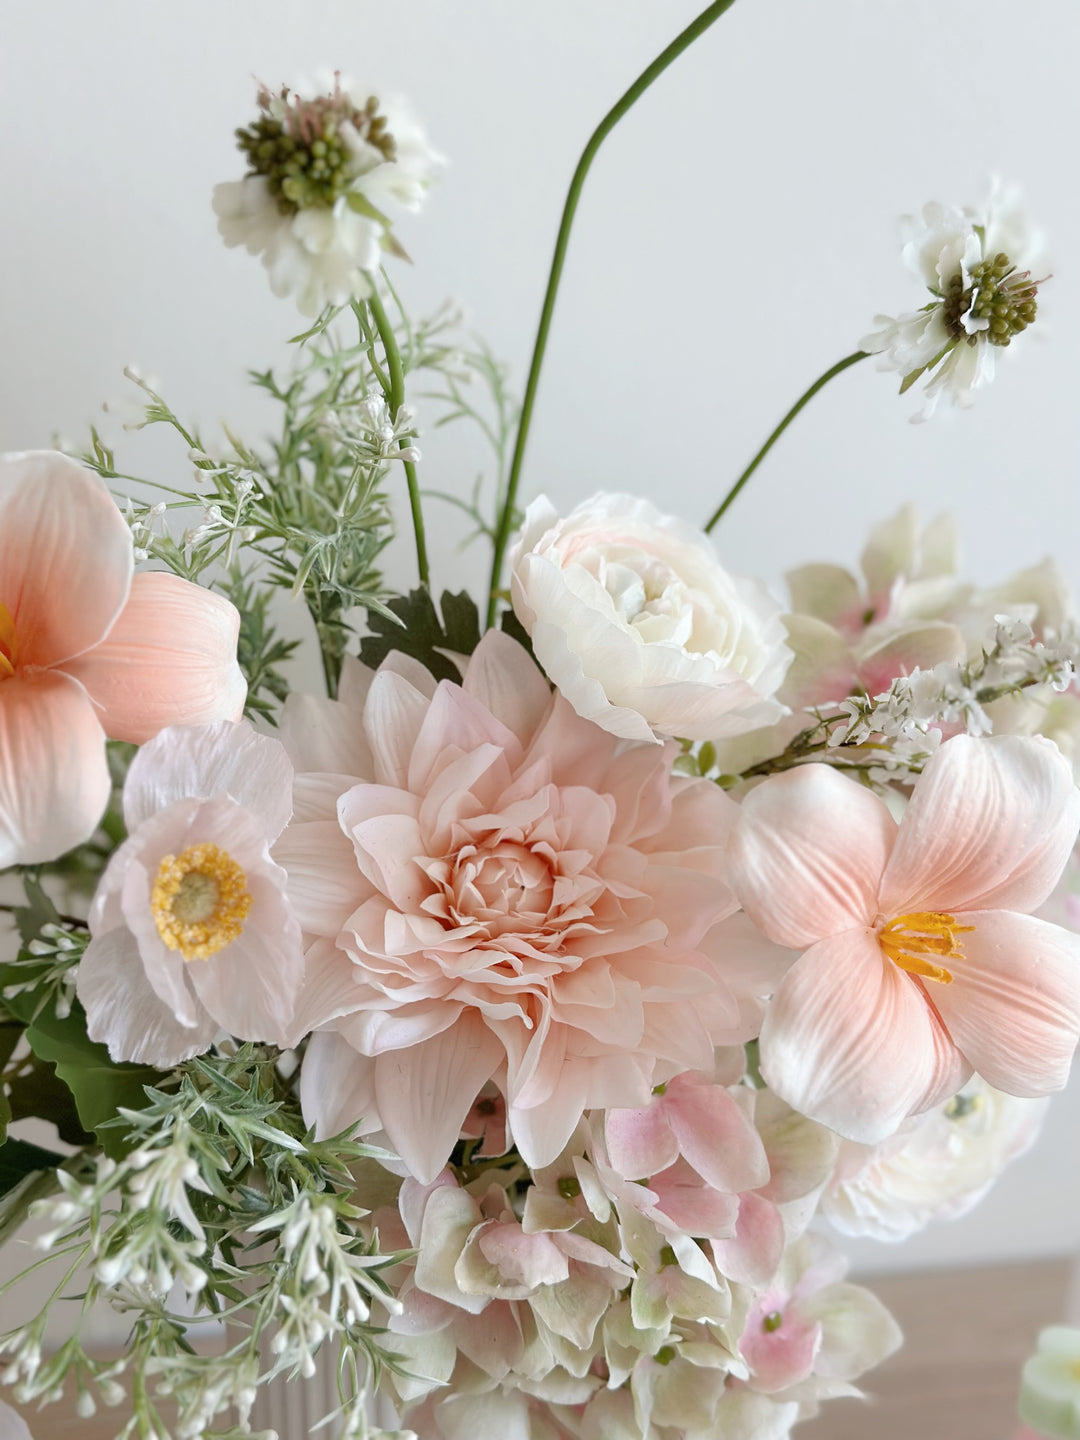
[366,289,430,589]
[704,350,869,532]
[485,0,739,628]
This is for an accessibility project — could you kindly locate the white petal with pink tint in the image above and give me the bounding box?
[729,766,897,948]
[931,910,1080,1096]
[0,672,111,866]
[301,1030,381,1138]
[759,930,968,1144]
[0,451,132,668]
[66,571,246,744]
[880,735,1080,916]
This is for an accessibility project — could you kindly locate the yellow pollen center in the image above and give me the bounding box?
[0,602,18,680]
[878,911,974,985]
[151,842,252,962]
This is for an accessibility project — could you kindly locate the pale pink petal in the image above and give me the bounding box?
[279,693,372,776]
[300,1031,381,1138]
[650,1159,740,1238]
[729,767,897,948]
[364,669,433,788]
[711,1192,786,1288]
[274,819,362,935]
[374,1015,503,1183]
[856,621,966,697]
[605,1102,679,1181]
[66,572,246,744]
[407,681,523,794]
[778,614,857,709]
[0,451,132,667]
[931,910,1080,1096]
[461,629,553,744]
[759,930,968,1144]
[741,1301,822,1392]
[665,1074,770,1193]
[286,938,367,1039]
[0,672,111,867]
[880,735,1080,916]
[785,563,862,629]
[123,719,293,838]
[78,926,219,1066]
[508,1060,592,1169]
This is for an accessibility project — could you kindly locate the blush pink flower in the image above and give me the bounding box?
[281,631,767,1183]
[0,451,246,866]
[729,735,1080,1144]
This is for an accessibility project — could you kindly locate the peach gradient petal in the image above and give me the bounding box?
[880,735,1080,917]
[758,930,969,1144]
[728,766,897,949]
[0,671,111,866]
[0,451,133,668]
[65,571,246,744]
[931,910,1080,1096]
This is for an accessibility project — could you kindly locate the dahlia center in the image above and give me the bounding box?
[0,602,18,679]
[877,911,973,985]
[470,843,554,918]
[941,251,1040,346]
[151,842,252,962]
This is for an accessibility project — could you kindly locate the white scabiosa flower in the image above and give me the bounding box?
[863,182,1046,420]
[510,492,793,744]
[213,75,442,316]
[77,720,305,1066]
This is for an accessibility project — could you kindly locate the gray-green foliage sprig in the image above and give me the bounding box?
[0,1046,408,1440]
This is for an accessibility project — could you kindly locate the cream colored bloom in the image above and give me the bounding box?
[510,493,792,744]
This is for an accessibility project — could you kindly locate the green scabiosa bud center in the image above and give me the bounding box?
[237,83,397,216]
[942,251,1040,347]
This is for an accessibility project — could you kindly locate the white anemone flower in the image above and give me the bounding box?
[862,182,1046,420]
[213,75,442,316]
[77,720,305,1066]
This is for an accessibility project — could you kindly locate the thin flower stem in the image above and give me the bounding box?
[365,290,430,589]
[485,0,739,628]
[704,350,869,533]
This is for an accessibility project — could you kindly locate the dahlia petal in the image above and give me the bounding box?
[78,926,218,1066]
[0,672,111,866]
[758,930,969,1144]
[300,1031,381,1139]
[408,681,524,793]
[66,572,246,744]
[508,1066,592,1170]
[286,938,366,1039]
[275,819,362,935]
[462,629,553,744]
[279,693,373,776]
[123,718,294,838]
[374,1015,502,1183]
[665,1074,770,1193]
[0,451,133,667]
[931,910,1080,1096]
[880,735,1080,916]
[365,670,433,788]
[604,1102,679,1181]
[729,767,897,948]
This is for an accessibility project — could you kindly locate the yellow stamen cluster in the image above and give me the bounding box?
[0,602,18,680]
[878,911,974,985]
[151,843,252,962]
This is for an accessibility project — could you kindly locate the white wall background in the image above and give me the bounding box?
[1,0,1078,1281]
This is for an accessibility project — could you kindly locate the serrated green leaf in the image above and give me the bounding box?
[7,1054,94,1147]
[12,877,61,945]
[359,589,481,682]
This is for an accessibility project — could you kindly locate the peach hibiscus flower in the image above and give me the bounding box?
[0,451,246,866]
[278,631,779,1183]
[729,735,1080,1143]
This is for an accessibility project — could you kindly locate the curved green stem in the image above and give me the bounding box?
[704,350,869,533]
[366,290,430,588]
[485,0,739,626]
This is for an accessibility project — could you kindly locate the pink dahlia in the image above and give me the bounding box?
[280,631,772,1182]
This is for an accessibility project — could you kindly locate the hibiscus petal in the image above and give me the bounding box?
[728,766,897,948]
[880,734,1080,916]
[78,926,219,1066]
[931,910,1080,1096]
[0,672,111,866]
[66,572,246,744]
[0,451,133,667]
[759,930,969,1144]
[374,1015,502,1183]
[123,719,294,839]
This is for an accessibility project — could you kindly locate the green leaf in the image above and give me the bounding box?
[7,1054,94,1147]
[0,1136,64,1200]
[359,589,482,682]
[12,876,61,945]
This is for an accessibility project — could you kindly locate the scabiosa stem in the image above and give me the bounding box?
[366,289,430,589]
[485,0,739,628]
[704,350,869,533]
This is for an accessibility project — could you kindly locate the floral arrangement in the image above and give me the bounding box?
[1,8,1078,1440]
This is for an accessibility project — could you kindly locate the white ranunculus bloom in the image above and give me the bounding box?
[862,181,1045,421]
[821,1077,1048,1242]
[510,493,793,744]
[77,720,306,1066]
[213,76,442,316]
